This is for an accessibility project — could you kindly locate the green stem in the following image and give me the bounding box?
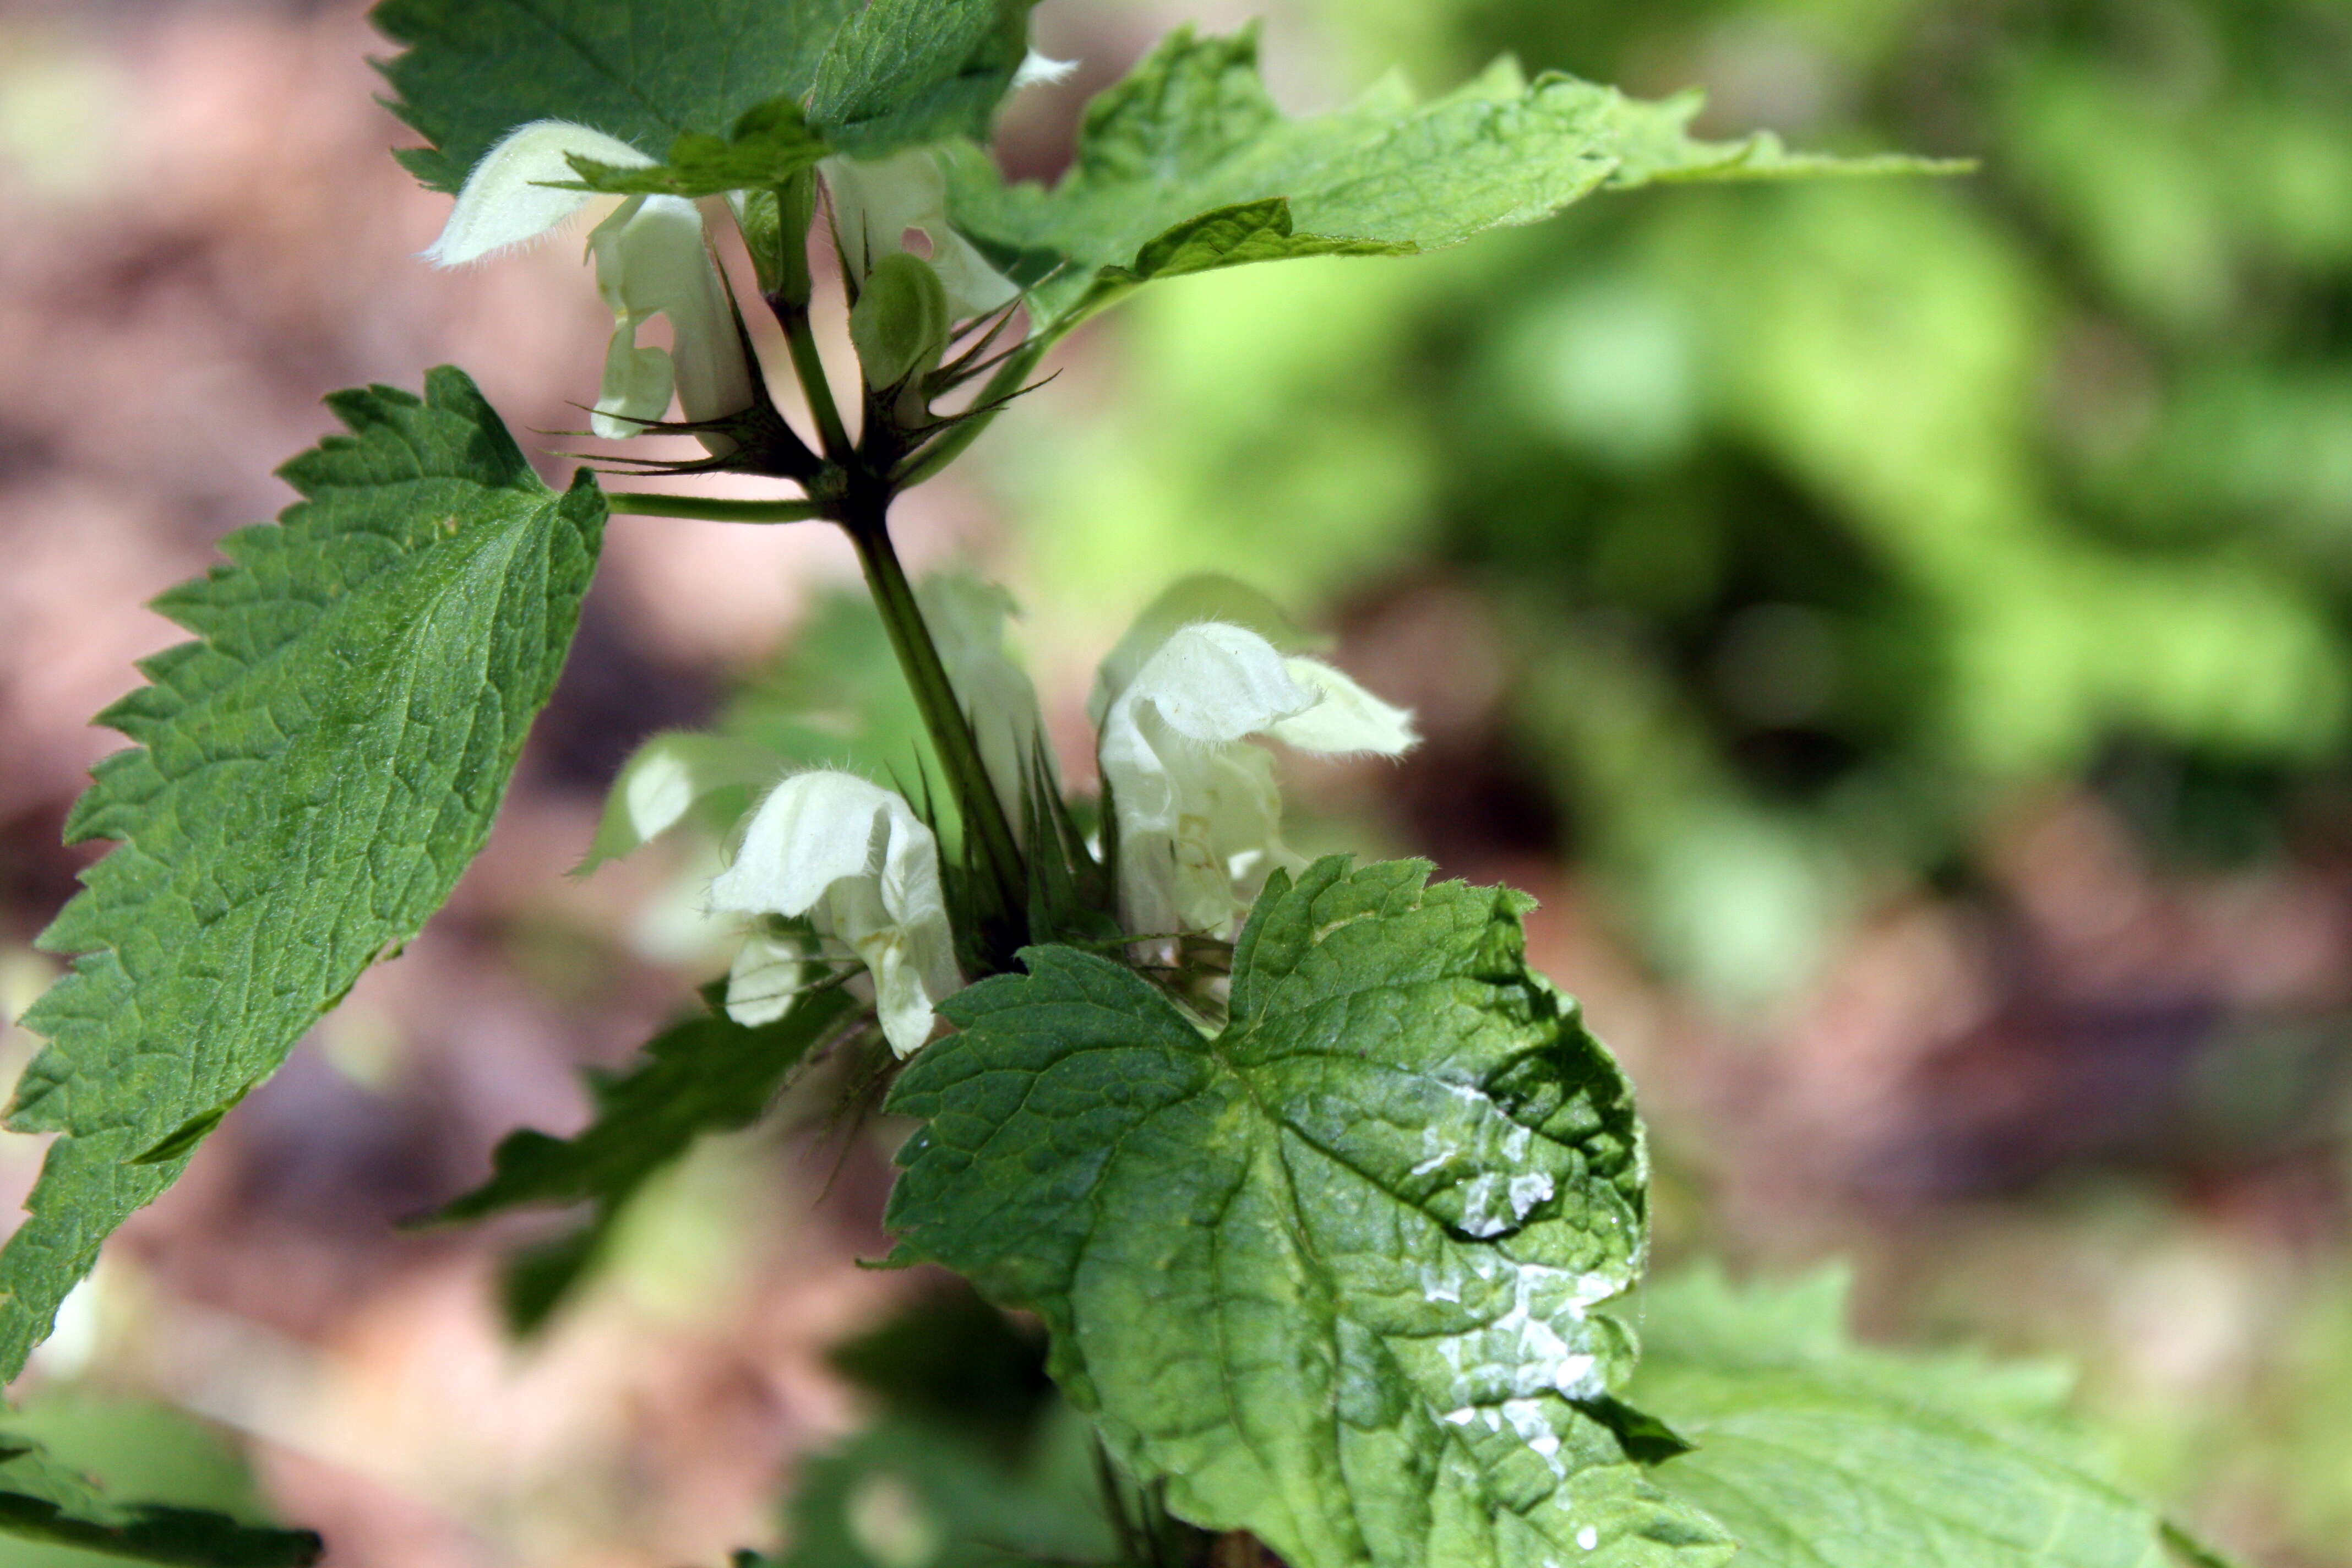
[844,503,1027,912]
[781,306,854,460]
[605,492,823,524]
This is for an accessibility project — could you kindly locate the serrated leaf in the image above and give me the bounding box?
[766,1404,1114,1568]
[948,26,1963,331]
[424,984,859,1331]
[806,0,1036,156]
[0,1431,319,1567]
[1621,1267,2218,1568]
[372,0,1037,195]
[3,368,602,1381]
[886,856,1732,1568]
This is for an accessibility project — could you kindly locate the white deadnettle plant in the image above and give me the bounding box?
[422,120,756,444]
[1095,620,1419,939]
[707,770,961,1057]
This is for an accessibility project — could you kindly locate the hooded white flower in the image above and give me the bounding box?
[1097,622,1418,939]
[585,193,756,440]
[821,148,1020,321]
[423,119,755,443]
[708,771,961,1057]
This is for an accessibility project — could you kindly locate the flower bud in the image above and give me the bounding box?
[851,252,952,391]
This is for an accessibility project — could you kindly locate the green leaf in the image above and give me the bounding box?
[806,0,1037,156]
[886,857,1732,1568]
[0,1431,319,1568]
[1620,1267,2221,1568]
[948,26,1963,330]
[766,1403,1115,1568]
[371,0,853,193]
[372,0,1038,194]
[3,368,603,1382]
[424,984,859,1331]
[565,97,830,199]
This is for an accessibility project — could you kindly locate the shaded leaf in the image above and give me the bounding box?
[0,1432,319,1568]
[425,984,859,1331]
[1622,1267,2231,1568]
[764,1404,1114,1568]
[4,369,603,1380]
[807,0,1037,156]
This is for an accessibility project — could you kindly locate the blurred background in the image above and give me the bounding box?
[1,0,2348,1562]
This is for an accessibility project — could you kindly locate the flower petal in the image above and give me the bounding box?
[1011,51,1079,89]
[1090,578,1322,726]
[1266,657,1420,756]
[711,770,902,918]
[592,325,674,438]
[726,930,807,1028]
[424,119,653,268]
[586,194,755,429]
[711,771,962,1054]
[1117,622,1316,744]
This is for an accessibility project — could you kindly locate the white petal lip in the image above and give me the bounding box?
[1266,657,1419,755]
[423,119,654,268]
[726,931,806,1028]
[710,771,961,1057]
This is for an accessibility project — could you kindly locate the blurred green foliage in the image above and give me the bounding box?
[0,1400,279,1568]
[1004,0,2352,1006]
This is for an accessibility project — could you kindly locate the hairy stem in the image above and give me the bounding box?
[605,492,823,524]
[843,500,1027,916]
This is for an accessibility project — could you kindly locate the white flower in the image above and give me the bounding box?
[422,119,755,445]
[709,771,961,1057]
[821,148,1020,320]
[585,193,756,441]
[918,573,1054,837]
[1097,622,1417,939]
